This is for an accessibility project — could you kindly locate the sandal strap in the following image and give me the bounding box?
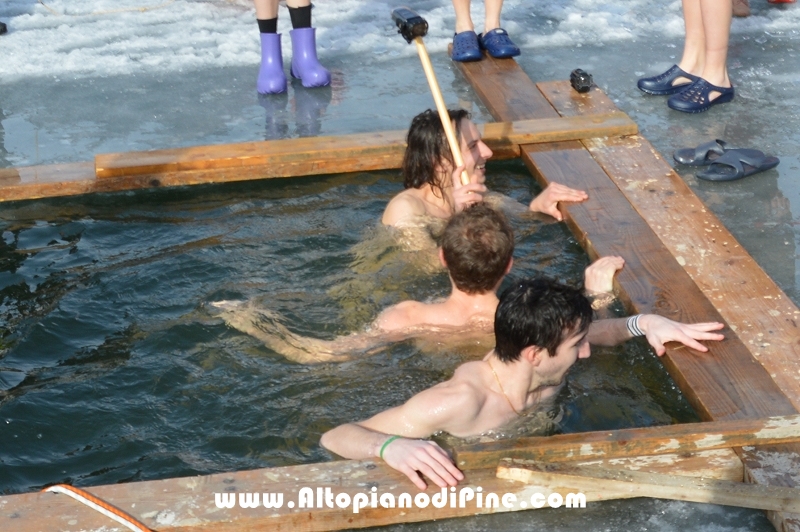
[710,149,767,172]
[691,140,726,161]
[675,79,734,104]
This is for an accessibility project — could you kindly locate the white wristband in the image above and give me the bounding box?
[626,314,645,337]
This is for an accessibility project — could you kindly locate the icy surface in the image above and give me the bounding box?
[1,0,797,81]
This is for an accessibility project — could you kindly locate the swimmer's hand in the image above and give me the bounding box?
[381,437,464,490]
[639,315,725,356]
[452,164,487,212]
[529,182,588,221]
[584,256,625,294]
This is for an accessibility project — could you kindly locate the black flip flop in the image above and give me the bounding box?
[673,139,737,166]
[696,149,780,182]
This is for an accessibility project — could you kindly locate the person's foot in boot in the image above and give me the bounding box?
[257,32,287,94]
[289,28,330,88]
[0,21,7,35]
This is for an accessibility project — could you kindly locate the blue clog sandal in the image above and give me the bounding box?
[637,65,698,95]
[452,31,482,62]
[668,78,734,113]
[478,28,520,59]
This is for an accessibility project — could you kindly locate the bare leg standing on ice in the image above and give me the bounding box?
[637,0,734,113]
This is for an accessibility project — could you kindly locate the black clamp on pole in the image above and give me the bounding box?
[391,6,429,43]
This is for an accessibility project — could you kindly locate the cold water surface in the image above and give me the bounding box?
[1,163,696,497]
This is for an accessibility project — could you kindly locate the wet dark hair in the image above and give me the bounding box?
[441,204,514,294]
[494,278,593,363]
[402,108,471,198]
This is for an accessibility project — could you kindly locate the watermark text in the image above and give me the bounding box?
[214,486,585,514]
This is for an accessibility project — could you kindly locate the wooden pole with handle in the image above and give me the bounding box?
[412,37,470,185]
[392,6,470,185]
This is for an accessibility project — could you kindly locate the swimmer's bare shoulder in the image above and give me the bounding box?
[373,300,427,331]
[423,362,490,435]
[382,190,428,226]
[376,368,487,436]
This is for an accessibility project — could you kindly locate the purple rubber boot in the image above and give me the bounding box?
[289,28,331,88]
[257,33,287,94]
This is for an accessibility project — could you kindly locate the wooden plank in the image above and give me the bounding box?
[536,80,800,412]
[450,50,560,121]
[520,143,795,422]
[535,80,800,531]
[0,156,398,203]
[0,114,635,203]
[94,129,409,178]
[94,114,635,179]
[740,445,800,531]
[498,461,800,513]
[451,413,800,470]
[457,57,796,424]
[0,449,742,532]
[453,57,800,531]
[572,447,743,481]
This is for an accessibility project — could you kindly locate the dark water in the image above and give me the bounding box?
[0,162,696,497]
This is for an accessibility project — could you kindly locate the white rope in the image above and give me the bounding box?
[43,484,152,532]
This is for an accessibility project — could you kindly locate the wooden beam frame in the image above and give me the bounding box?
[450,54,800,532]
[0,113,635,203]
[2,57,799,532]
[498,461,800,514]
[452,414,800,470]
[0,434,748,531]
[95,112,635,178]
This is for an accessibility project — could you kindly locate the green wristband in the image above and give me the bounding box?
[379,435,401,460]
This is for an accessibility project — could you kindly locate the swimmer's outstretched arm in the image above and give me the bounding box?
[587,315,725,355]
[321,388,468,490]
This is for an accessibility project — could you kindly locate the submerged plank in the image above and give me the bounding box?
[0,449,742,532]
[498,461,800,513]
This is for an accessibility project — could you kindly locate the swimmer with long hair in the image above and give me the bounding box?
[382,109,588,230]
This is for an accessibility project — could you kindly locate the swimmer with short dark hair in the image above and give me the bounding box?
[217,205,656,364]
[214,204,518,362]
[320,278,725,490]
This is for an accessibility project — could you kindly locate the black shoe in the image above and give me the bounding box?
[0,22,7,35]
